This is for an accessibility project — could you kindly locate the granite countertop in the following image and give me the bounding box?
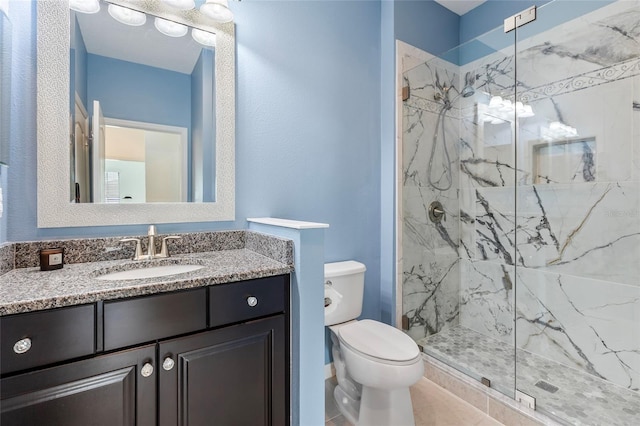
[0,249,293,316]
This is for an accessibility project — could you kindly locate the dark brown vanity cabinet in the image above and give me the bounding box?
[1,344,157,426]
[159,315,286,426]
[0,274,289,426]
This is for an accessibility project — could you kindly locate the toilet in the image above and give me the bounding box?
[325,261,424,426]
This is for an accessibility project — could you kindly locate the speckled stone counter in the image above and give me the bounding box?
[0,230,294,316]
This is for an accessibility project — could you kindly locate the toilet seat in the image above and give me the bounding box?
[337,320,421,366]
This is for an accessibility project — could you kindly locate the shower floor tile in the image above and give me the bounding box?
[419,326,640,426]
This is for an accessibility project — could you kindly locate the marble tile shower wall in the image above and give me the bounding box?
[402,58,462,341]
[457,0,640,392]
[402,0,640,396]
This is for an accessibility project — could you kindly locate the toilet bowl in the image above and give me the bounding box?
[325,261,424,426]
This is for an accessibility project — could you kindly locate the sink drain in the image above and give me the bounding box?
[535,380,559,393]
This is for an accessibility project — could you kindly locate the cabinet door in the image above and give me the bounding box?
[1,344,156,426]
[159,315,286,426]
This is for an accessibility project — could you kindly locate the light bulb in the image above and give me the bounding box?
[520,105,534,118]
[69,0,100,14]
[499,99,513,112]
[154,17,188,37]
[200,0,233,23]
[489,96,502,108]
[108,4,146,26]
[192,28,217,47]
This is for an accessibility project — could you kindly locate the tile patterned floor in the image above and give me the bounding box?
[325,376,503,426]
[419,326,640,426]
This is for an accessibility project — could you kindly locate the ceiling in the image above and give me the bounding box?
[435,0,486,15]
[74,7,205,75]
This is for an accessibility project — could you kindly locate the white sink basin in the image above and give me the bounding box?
[96,264,204,281]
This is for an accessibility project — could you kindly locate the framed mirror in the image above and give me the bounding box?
[37,0,235,227]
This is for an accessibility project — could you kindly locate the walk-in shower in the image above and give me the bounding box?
[400,1,640,424]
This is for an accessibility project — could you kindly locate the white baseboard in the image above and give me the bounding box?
[324,362,335,380]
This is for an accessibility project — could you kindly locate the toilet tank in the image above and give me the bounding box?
[324,261,366,326]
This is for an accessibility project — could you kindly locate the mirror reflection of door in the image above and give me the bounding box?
[103,119,187,203]
[72,95,90,203]
[91,99,106,203]
[71,100,188,204]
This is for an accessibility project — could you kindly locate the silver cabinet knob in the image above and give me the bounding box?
[162,356,175,371]
[141,362,154,378]
[247,296,258,307]
[13,338,32,354]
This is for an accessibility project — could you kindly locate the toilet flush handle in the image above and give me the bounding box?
[324,280,332,307]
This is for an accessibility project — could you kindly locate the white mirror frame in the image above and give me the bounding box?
[37,0,235,227]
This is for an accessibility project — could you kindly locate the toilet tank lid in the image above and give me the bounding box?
[325,261,366,278]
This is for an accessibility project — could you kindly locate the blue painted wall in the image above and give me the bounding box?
[460,0,551,44]
[232,0,383,323]
[87,54,191,129]
[70,15,87,111]
[190,49,215,203]
[395,0,460,56]
[7,0,36,244]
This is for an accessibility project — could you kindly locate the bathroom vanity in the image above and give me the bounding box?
[0,233,293,426]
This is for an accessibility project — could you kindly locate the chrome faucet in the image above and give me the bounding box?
[147,225,157,258]
[120,225,182,261]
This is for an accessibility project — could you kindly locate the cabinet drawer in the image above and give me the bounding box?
[209,275,286,327]
[0,304,95,375]
[104,288,206,351]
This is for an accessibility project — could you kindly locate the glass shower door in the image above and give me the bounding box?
[400,23,518,398]
[513,1,640,423]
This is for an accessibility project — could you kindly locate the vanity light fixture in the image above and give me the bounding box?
[192,28,217,47]
[70,1,230,42]
[107,4,146,26]
[154,17,188,37]
[69,0,100,14]
[161,0,196,10]
[200,0,233,23]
